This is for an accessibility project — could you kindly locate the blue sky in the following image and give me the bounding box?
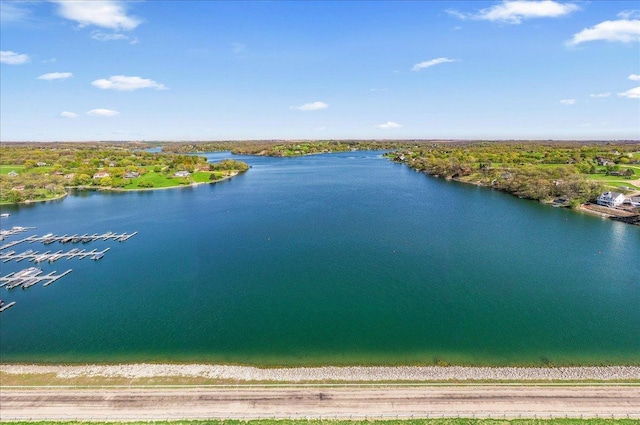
[1,0,639,141]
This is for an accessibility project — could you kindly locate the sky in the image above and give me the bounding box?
[1,0,639,142]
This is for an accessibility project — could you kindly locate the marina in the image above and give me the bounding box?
[0,226,137,312]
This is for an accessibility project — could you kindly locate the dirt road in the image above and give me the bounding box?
[1,385,638,420]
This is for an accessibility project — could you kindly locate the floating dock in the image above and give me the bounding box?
[0,248,111,263]
[0,230,136,250]
[0,267,72,289]
[0,226,35,241]
[0,301,16,312]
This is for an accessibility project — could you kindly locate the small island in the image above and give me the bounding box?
[0,142,249,204]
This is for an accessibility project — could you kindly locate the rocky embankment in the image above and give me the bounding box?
[2,364,639,382]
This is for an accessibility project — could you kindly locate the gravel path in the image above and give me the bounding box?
[2,386,639,420]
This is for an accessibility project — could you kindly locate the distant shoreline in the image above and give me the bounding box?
[2,364,639,383]
[2,172,240,205]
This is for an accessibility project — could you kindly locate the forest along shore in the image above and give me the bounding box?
[2,364,640,383]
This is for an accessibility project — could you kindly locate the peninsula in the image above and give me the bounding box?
[0,142,249,204]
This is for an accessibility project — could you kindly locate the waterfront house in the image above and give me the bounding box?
[597,191,625,207]
[124,171,140,179]
[64,173,75,180]
[174,170,190,177]
[93,171,110,179]
[630,196,640,207]
[596,157,614,166]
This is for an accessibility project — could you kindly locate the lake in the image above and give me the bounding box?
[0,151,638,366]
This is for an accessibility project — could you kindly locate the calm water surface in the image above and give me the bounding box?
[0,151,638,365]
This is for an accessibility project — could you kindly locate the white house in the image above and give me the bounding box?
[630,196,640,207]
[597,191,625,207]
[93,171,110,179]
[174,170,190,177]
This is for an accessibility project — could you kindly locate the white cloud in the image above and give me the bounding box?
[60,111,78,119]
[92,75,166,91]
[629,74,640,81]
[51,0,141,31]
[448,1,579,24]
[590,92,611,98]
[290,101,329,111]
[1,50,30,65]
[87,108,120,117]
[412,57,457,71]
[618,87,640,99]
[38,72,73,81]
[560,99,576,105]
[568,19,640,45]
[375,121,402,129]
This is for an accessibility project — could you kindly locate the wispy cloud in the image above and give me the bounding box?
[412,57,457,71]
[618,10,640,19]
[375,121,402,129]
[60,111,78,119]
[38,72,73,81]
[447,1,579,24]
[87,108,120,117]
[90,30,137,44]
[560,99,576,105]
[1,50,30,65]
[590,92,611,98]
[629,74,640,81]
[92,75,166,91]
[618,87,640,99]
[568,18,640,45]
[0,1,32,24]
[290,101,328,111]
[51,0,141,31]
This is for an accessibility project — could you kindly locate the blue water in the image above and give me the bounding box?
[0,151,638,365]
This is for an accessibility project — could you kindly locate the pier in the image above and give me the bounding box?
[0,231,137,250]
[0,301,16,312]
[0,267,72,290]
[0,248,111,263]
[0,226,35,241]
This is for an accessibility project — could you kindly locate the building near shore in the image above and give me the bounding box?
[597,191,625,207]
